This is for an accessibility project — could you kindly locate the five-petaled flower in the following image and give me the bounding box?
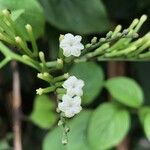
[62,76,84,97]
[58,94,82,118]
[59,33,84,57]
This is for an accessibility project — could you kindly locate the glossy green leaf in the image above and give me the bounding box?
[43,111,91,150]
[70,62,104,104]
[30,95,57,129]
[139,107,150,141]
[11,9,25,21]
[139,107,150,124]
[0,0,45,40]
[144,113,150,141]
[105,77,144,108]
[40,0,109,34]
[88,103,130,150]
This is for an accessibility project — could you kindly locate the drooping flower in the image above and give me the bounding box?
[58,94,82,118]
[62,76,84,97]
[59,33,84,57]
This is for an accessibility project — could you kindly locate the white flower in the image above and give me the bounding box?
[36,88,43,95]
[60,33,84,57]
[58,94,82,118]
[63,76,84,97]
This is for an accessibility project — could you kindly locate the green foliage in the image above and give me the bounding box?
[30,95,58,129]
[70,62,104,104]
[0,0,45,40]
[88,103,130,150]
[40,0,109,34]
[0,141,10,150]
[139,107,150,141]
[11,9,25,21]
[43,111,91,150]
[105,77,144,108]
[144,113,150,141]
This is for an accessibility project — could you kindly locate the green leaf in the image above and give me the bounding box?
[139,107,150,124]
[0,141,10,150]
[139,107,150,141]
[70,62,104,104]
[0,0,45,40]
[105,77,144,108]
[30,95,57,129]
[144,113,150,141]
[40,0,109,34]
[43,111,91,150]
[88,103,130,150]
[11,9,25,21]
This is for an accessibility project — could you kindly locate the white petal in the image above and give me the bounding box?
[77,80,84,88]
[63,49,71,57]
[74,88,83,96]
[65,109,75,118]
[63,76,77,89]
[64,33,74,39]
[75,43,84,50]
[62,94,71,102]
[74,106,82,114]
[58,102,67,112]
[74,35,82,42]
[73,96,81,105]
[71,49,81,57]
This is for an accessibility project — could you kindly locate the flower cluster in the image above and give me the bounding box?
[59,33,84,57]
[58,76,84,118]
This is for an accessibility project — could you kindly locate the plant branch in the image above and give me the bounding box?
[11,61,22,150]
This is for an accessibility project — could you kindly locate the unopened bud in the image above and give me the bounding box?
[99,38,106,42]
[85,43,92,48]
[15,36,22,43]
[59,34,64,41]
[2,9,10,16]
[91,37,97,44]
[25,24,32,32]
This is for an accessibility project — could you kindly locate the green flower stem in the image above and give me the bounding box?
[37,72,53,83]
[0,42,41,70]
[128,33,150,57]
[0,32,16,45]
[77,43,110,62]
[104,46,137,58]
[97,57,150,61]
[139,51,150,59]
[37,86,56,95]
[56,88,66,94]
[46,59,63,69]
[0,57,11,69]
[53,73,69,83]
[134,15,147,32]
[106,30,135,52]
[111,25,122,38]
[15,36,34,57]
[39,51,49,72]
[128,18,139,30]
[55,82,63,88]
[22,55,41,71]
[26,24,38,57]
[106,17,144,53]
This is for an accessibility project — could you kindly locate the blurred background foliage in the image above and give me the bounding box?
[0,0,150,149]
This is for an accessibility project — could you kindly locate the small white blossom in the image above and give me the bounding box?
[58,94,82,118]
[63,76,84,97]
[60,33,84,57]
[36,88,43,95]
